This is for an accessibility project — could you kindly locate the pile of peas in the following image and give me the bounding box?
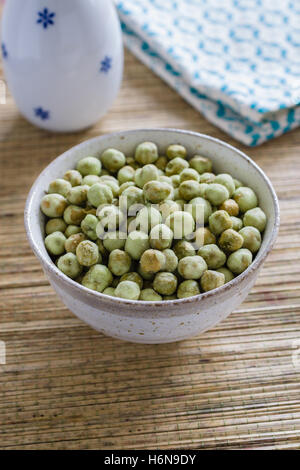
[41,142,267,301]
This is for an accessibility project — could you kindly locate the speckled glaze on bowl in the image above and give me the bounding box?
[24,129,280,344]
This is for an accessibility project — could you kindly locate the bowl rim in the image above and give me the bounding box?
[24,128,280,308]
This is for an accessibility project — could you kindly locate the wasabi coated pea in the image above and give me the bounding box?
[67,185,89,205]
[153,272,178,295]
[193,227,216,248]
[63,205,86,225]
[119,181,135,195]
[209,210,233,235]
[173,240,195,259]
[179,180,202,201]
[97,205,124,230]
[135,164,159,188]
[103,179,120,197]
[81,214,98,240]
[57,253,82,279]
[63,170,82,187]
[135,206,162,233]
[64,225,81,237]
[243,207,266,232]
[82,264,113,292]
[219,229,244,252]
[76,240,100,267]
[139,288,162,301]
[188,197,212,224]
[119,186,144,210]
[135,142,158,165]
[198,244,226,269]
[82,175,101,186]
[48,179,72,198]
[177,280,200,298]
[216,267,235,283]
[140,249,166,274]
[87,183,113,208]
[155,156,168,171]
[159,201,180,221]
[231,216,243,231]
[149,224,173,250]
[41,194,68,218]
[162,249,178,272]
[108,249,131,276]
[166,211,195,239]
[143,181,173,203]
[227,248,253,274]
[205,184,229,206]
[165,157,189,176]
[233,187,258,213]
[103,287,115,296]
[179,168,199,183]
[200,172,215,183]
[45,218,67,235]
[200,270,225,292]
[189,155,212,174]
[120,272,143,289]
[77,156,101,176]
[239,226,261,253]
[101,148,126,172]
[170,174,180,188]
[137,264,155,281]
[219,199,239,216]
[115,281,140,300]
[117,165,135,185]
[65,233,86,253]
[125,230,150,260]
[103,231,126,252]
[178,255,207,280]
[214,174,235,197]
[45,231,66,256]
[166,144,187,160]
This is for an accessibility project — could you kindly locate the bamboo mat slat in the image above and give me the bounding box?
[1,12,300,450]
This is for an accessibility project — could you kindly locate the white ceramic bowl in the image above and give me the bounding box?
[25,129,280,343]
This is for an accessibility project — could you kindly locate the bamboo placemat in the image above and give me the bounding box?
[1,22,300,450]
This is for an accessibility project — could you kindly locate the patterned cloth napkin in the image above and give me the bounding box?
[115,0,300,146]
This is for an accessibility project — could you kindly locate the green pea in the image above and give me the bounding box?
[57,253,82,279]
[77,156,101,176]
[45,231,66,256]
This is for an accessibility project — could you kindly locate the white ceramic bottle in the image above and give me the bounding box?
[1,0,123,131]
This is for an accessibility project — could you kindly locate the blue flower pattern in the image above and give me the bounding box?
[34,107,50,120]
[1,43,8,59]
[100,56,112,73]
[116,0,300,146]
[37,8,56,29]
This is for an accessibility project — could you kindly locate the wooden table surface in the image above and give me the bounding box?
[1,39,300,449]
